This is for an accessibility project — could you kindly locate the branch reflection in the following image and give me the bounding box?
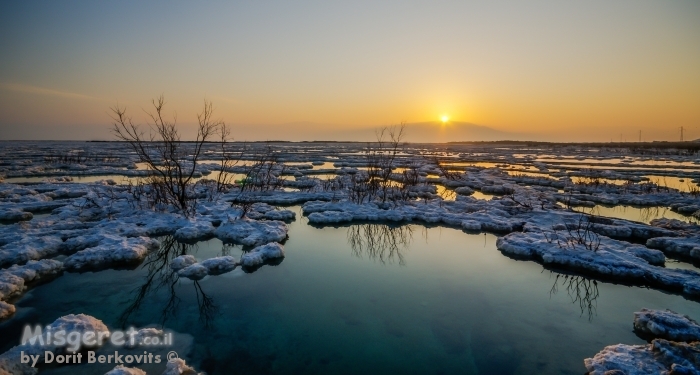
[347,224,420,266]
[548,271,600,321]
[193,280,217,328]
[118,236,222,328]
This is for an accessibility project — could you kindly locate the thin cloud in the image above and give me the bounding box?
[0,83,101,101]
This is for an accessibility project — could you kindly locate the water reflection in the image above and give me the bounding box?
[435,185,457,201]
[574,204,699,224]
[6,218,700,375]
[192,280,218,327]
[547,271,600,321]
[346,224,422,265]
[118,236,226,328]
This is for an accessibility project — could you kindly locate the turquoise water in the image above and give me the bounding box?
[2,207,700,374]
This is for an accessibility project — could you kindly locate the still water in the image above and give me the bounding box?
[2,207,700,374]
[574,204,700,225]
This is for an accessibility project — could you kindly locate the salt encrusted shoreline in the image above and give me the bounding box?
[1,141,700,374]
[0,191,293,319]
[585,309,700,374]
[0,314,109,375]
[1,152,699,318]
[0,312,201,375]
[174,242,285,280]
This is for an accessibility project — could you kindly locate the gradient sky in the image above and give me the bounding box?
[1,1,698,142]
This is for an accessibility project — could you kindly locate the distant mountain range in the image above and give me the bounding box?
[398,121,523,143]
[230,121,523,143]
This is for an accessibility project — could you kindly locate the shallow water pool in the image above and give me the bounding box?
[2,210,700,374]
[573,204,700,225]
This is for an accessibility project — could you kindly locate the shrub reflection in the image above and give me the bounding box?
[548,271,600,321]
[347,224,425,266]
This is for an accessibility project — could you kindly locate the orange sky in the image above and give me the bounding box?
[1,1,698,142]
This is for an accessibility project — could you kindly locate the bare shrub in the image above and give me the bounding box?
[549,214,601,252]
[212,124,243,193]
[349,123,407,205]
[348,173,373,204]
[70,184,126,221]
[199,125,246,202]
[396,164,421,201]
[565,215,601,251]
[111,96,228,216]
[227,144,289,217]
[238,144,288,193]
[504,193,534,212]
[437,163,464,181]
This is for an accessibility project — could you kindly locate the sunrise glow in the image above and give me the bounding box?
[1,3,700,374]
[0,1,697,143]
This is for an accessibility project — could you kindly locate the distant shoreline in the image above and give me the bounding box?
[0,139,698,150]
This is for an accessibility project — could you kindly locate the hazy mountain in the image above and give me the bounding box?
[230,121,522,142]
[399,121,523,143]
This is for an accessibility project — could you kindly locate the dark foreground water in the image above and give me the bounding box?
[2,207,700,375]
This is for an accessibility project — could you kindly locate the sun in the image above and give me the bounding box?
[441,115,449,123]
